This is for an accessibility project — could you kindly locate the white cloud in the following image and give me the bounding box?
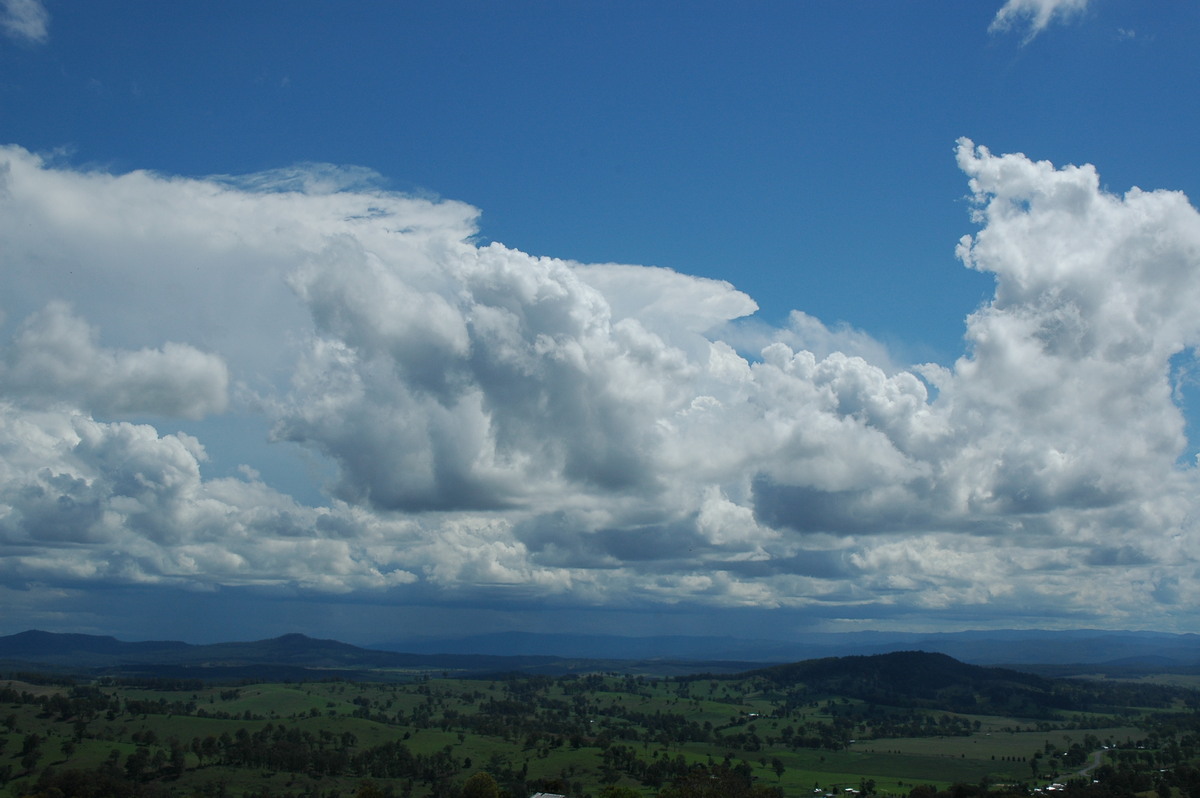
[1,0,48,44]
[0,146,474,391]
[2,302,229,419]
[0,403,420,592]
[720,310,899,374]
[277,239,716,511]
[946,138,1200,513]
[990,0,1090,42]
[2,141,1200,630]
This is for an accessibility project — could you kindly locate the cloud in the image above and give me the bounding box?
[0,0,48,44]
[947,138,1200,512]
[274,239,758,511]
[0,403,420,592]
[990,0,1090,42]
[721,310,899,374]
[1,140,1199,630]
[0,146,475,391]
[2,302,229,419]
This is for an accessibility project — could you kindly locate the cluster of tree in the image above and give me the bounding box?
[99,677,209,692]
[906,755,1200,798]
[19,764,174,798]
[0,682,119,722]
[371,672,988,758]
[656,761,783,798]
[183,725,469,791]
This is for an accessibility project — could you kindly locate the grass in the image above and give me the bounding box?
[0,672,1190,798]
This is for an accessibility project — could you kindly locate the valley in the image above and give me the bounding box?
[2,647,1199,798]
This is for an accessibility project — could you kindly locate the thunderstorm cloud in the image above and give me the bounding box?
[1,139,1199,630]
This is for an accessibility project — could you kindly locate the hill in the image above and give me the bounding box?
[371,628,1200,668]
[744,650,1065,716]
[727,650,1191,719]
[5,629,1200,687]
[0,630,761,680]
[0,629,565,679]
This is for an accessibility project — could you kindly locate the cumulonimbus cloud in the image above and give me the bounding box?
[0,140,1198,628]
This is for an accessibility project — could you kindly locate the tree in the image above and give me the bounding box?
[125,747,152,780]
[600,786,641,798]
[169,739,187,774]
[462,771,501,798]
[20,734,42,774]
[356,780,387,798]
[20,748,42,775]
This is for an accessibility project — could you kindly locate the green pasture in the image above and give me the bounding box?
[2,668,1197,798]
[1066,673,1200,693]
[850,726,1143,761]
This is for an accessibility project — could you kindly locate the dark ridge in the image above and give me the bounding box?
[0,629,191,658]
[755,650,1049,690]
[738,650,1070,716]
[0,630,569,681]
[5,631,1200,695]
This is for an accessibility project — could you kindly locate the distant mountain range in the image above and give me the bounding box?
[0,630,759,680]
[0,630,567,681]
[2,628,1199,682]
[367,628,1200,669]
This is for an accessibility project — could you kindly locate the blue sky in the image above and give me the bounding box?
[2,0,1200,645]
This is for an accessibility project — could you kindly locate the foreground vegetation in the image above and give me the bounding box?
[3,652,1200,798]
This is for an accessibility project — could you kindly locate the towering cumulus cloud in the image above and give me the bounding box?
[0,140,1198,628]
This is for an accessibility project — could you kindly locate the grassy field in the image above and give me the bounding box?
[0,668,1191,798]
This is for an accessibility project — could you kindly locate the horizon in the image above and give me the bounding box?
[3,0,1200,644]
[3,625,1197,651]
[6,626,1200,673]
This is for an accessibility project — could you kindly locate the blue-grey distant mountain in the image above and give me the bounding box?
[0,630,564,679]
[6,628,1200,682]
[369,631,780,661]
[0,629,191,660]
[0,630,757,680]
[369,628,1200,668]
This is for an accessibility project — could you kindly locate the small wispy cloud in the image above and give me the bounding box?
[990,0,1090,43]
[1,0,49,44]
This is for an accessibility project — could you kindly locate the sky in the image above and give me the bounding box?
[2,0,1200,646]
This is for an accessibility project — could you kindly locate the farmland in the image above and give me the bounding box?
[2,651,1200,798]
